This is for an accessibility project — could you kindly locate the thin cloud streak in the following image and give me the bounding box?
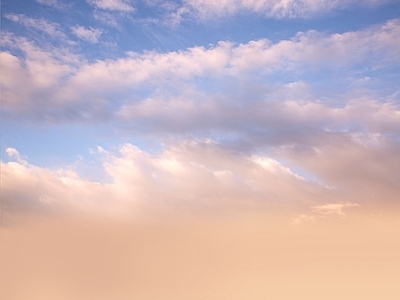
[182,0,395,20]
[4,13,68,39]
[87,0,135,12]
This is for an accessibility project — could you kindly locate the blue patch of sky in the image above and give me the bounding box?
[279,159,330,187]
[0,121,152,168]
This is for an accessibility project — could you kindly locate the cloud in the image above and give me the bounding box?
[2,138,398,227]
[292,202,360,225]
[5,148,28,165]
[0,44,74,113]
[1,19,399,219]
[2,18,398,122]
[35,0,71,10]
[292,201,360,224]
[312,202,360,216]
[1,20,399,185]
[66,18,399,86]
[0,141,330,222]
[0,32,82,111]
[87,0,135,12]
[279,130,400,206]
[3,134,398,226]
[182,0,394,20]
[71,26,103,43]
[4,14,67,39]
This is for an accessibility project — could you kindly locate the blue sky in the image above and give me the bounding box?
[1,0,400,222]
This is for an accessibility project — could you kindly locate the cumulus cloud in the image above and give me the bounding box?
[2,135,399,226]
[5,148,28,165]
[0,31,82,113]
[0,45,75,115]
[87,0,135,12]
[71,26,103,43]
[0,141,333,223]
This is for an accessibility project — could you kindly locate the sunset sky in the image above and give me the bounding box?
[1,1,400,299]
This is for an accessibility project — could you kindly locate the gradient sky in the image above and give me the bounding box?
[1,0,400,220]
[1,1,400,299]
[1,0,400,223]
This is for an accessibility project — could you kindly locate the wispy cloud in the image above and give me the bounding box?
[71,26,103,43]
[312,202,360,216]
[292,202,360,225]
[4,13,67,39]
[181,0,395,20]
[87,0,135,12]
[35,0,71,10]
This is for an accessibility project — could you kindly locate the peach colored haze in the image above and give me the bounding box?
[1,0,400,299]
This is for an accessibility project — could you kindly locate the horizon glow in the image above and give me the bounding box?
[1,1,400,299]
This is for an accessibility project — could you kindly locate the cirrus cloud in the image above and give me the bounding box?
[4,13,67,39]
[182,0,395,19]
[87,0,135,12]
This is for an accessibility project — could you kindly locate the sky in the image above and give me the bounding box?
[1,1,400,299]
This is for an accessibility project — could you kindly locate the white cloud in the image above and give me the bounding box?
[182,0,394,19]
[87,0,135,12]
[292,202,360,224]
[312,202,360,216]
[36,0,58,5]
[92,10,120,26]
[4,14,67,39]
[1,20,399,213]
[71,26,103,43]
[4,137,398,225]
[1,142,324,222]
[5,148,28,165]
[2,19,399,121]
[35,0,70,10]
[63,18,400,93]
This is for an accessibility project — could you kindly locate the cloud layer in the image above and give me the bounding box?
[1,2,399,227]
[1,19,399,123]
[2,3,400,300]
[2,132,399,223]
[1,17,399,223]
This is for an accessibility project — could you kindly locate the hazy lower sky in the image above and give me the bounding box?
[1,1,400,299]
